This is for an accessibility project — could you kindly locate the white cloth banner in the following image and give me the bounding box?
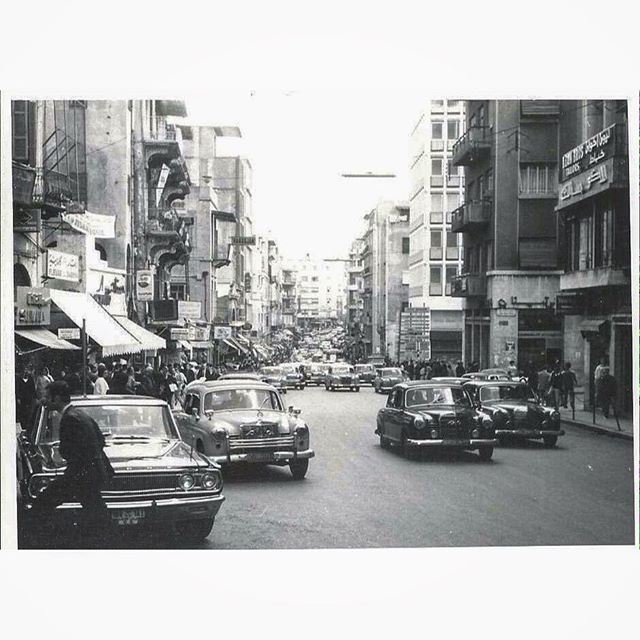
[62,211,116,238]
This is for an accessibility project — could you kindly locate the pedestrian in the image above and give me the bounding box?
[93,363,110,396]
[125,366,138,395]
[549,361,564,410]
[15,364,36,430]
[507,360,518,378]
[455,361,465,377]
[35,366,54,405]
[31,381,115,543]
[138,364,156,397]
[594,359,607,386]
[597,367,617,418]
[537,364,552,405]
[108,365,131,395]
[561,362,577,410]
[524,360,538,392]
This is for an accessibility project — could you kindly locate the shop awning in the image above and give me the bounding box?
[15,328,81,350]
[177,340,193,351]
[113,316,166,353]
[49,289,144,356]
[223,337,249,354]
[579,319,607,333]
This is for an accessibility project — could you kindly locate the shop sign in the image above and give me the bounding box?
[558,159,614,207]
[136,270,154,301]
[177,300,201,320]
[58,327,81,340]
[496,309,516,317]
[13,207,41,233]
[46,249,80,282]
[194,326,210,341]
[232,236,256,246]
[15,287,50,327]
[560,124,616,182]
[213,325,232,340]
[170,328,190,340]
[62,210,116,238]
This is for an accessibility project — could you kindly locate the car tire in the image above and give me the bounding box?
[355,387,360,392]
[289,458,309,480]
[543,435,558,448]
[402,434,418,460]
[196,439,205,454]
[379,431,390,449]
[478,446,494,461]
[176,517,215,543]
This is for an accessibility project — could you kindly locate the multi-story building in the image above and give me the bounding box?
[408,100,466,361]
[361,201,410,358]
[556,100,631,413]
[345,238,365,361]
[280,262,298,327]
[451,100,563,372]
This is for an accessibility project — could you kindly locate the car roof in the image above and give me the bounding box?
[219,373,262,379]
[396,380,464,389]
[69,395,167,406]
[464,380,526,387]
[185,380,276,393]
[430,377,467,383]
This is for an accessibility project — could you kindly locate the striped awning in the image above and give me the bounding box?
[113,316,166,352]
[15,328,81,350]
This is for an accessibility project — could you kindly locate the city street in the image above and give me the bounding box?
[23,385,633,550]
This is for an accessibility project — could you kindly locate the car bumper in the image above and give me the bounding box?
[210,448,315,464]
[23,493,225,528]
[283,380,305,388]
[405,437,499,448]
[328,382,359,388]
[495,428,565,438]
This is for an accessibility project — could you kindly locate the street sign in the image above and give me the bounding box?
[232,236,256,245]
[399,307,431,360]
[58,327,81,340]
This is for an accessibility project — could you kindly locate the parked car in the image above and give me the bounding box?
[324,363,360,392]
[367,355,386,368]
[17,396,225,542]
[258,366,288,394]
[375,381,498,460]
[175,380,314,479]
[373,367,407,393]
[305,363,330,386]
[463,380,565,447]
[355,363,377,385]
[279,363,306,390]
[462,370,511,382]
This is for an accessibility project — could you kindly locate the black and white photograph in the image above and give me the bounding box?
[1,3,639,639]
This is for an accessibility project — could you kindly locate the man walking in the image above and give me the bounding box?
[537,364,552,405]
[561,362,577,409]
[598,367,617,419]
[32,381,114,544]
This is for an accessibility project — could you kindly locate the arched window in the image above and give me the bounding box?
[14,263,31,289]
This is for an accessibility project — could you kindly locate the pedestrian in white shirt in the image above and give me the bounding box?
[93,363,110,396]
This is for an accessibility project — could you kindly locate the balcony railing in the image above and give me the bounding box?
[450,273,486,297]
[450,199,492,233]
[452,126,492,166]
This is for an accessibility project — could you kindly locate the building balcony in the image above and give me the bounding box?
[452,126,492,166]
[450,199,492,233]
[560,266,630,291]
[450,273,486,297]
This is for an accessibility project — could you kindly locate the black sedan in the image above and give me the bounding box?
[374,381,497,460]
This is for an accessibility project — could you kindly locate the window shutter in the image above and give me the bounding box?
[519,239,557,268]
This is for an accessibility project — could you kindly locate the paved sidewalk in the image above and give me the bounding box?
[558,406,634,441]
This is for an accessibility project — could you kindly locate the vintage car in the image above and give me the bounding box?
[355,363,377,385]
[305,363,330,386]
[373,367,407,393]
[430,377,467,384]
[464,380,565,447]
[375,382,498,460]
[324,363,360,392]
[175,380,314,479]
[462,369,511,382]
[218,372,263,382]
[17,396,225,542]
[258,366,288,394]
[279,363,306,390]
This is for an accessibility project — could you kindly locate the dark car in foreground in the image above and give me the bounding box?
[464,381,564,447]
[373,367,407,393]
[17,396,225,542]
[355,363,377,385]
[175,380,314,479]
[324,363,360,392]
[375,382,497,460]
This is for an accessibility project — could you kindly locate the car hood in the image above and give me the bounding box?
[483,400,546,415]
[202,409,292,435]
[36,439,211,472]
[413,406,477,422]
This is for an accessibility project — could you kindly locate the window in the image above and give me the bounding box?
[402,237,410,254]
[430,211,443,224]
[12,101,35,164]
[447,100,461,111]
[169,283,186,300]
[430,230,442,260]
[429,266,443,295]
[583,100,604,139]
[431,121,443,139]
[432,100,444,112]
[478,104,486,128]
[445,266,458,295]
[446,193,460,213]
[594,202,614,268]
[446,232,459,260]
[431,194,443,213]
[486,241,493,271]
[519,164,558,195]
[447,120,459,140]
[431,158,443,175]
[485,168,494,196]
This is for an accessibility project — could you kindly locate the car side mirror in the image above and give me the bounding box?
[204,409,214,420]
[192,407,200,421]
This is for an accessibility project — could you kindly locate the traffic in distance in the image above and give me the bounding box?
[17,322,567,546]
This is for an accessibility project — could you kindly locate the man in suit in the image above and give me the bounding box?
[33,381,114,543]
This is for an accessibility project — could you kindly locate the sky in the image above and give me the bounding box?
[185,90,428,260]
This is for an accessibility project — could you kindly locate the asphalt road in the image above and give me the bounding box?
[21,385,635,549]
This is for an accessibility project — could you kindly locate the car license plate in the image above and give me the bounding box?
[112,508,145,526]
[442,440,470,447]
[247,452,275,463]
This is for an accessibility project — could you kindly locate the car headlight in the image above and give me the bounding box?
[551,411,560,422]
[482,415,493,427]
[414,416,426,429]
[28,476,53,499]
[201,471,223,491]
[179,473,195,491]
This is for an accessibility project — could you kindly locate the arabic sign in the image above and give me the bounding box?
[177,300,202,320]
[560,124,616,182]
[558,159,614,208]
[58,327,81,340]
[170,328,190,340]
[62,211,116,238]
[193,326,210,341]
[232,236,256,245]
[15,287,50,327]
[136,270,154,301]
[213,325,232,340]
[46,249,80,282]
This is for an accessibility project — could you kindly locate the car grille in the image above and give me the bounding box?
[340,376,352,384]
[239,423,281,438]
[439,416,471,439]
[228,435,295,451]
[106,473,180,493]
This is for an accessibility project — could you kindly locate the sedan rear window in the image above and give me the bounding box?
[405,387,469,407]
[379,368,402,377]
[479,385,536,403]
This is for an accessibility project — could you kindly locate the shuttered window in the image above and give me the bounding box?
[519,238,557,268]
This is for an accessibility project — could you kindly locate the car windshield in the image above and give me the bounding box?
[479,385,536,403]
[332,365,353,374]
[280,364,297,373]
[380,368,401,377]
[39,403,177,444]
[405,387,469,407]
[260,367,280,375]
[355,365,373,372]
[202,388,283,412]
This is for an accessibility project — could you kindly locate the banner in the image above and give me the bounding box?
[46,249,80,282]
[213,325,232,340]
[177,300,201,320]
[62,211,116,238]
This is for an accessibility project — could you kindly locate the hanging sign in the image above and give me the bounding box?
[213,325,232,340]
[62,211,115,238]
[58,327,81,340]
[177,300,202,320]
[46,249,80,282]
[136,270,154,301]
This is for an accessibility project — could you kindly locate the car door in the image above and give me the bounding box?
[384,389,404,442]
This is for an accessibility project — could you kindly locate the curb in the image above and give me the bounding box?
[561,417,634,441]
